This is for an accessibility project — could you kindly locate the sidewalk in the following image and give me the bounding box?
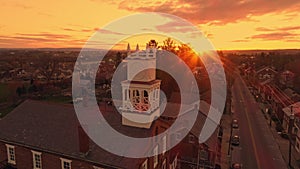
[259,103,300,169]
[220,114,232,169]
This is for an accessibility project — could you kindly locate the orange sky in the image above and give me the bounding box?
[1,0,300,50]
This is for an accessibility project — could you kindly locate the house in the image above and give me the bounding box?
[251,66,277,100]
[264,85,292,123]
[283,88,300,103]
[282,102,300,135]
[255,66,277,81]
[279,70,295,88]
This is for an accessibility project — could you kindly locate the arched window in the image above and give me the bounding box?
[144,90,148,97]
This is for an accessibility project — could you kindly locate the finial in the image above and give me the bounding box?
[127,43,131,51]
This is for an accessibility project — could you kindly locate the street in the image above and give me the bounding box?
[230,73,287,169]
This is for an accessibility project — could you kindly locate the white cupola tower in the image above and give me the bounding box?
[121,40,161,128]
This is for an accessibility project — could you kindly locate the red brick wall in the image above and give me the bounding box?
[0,141,102,169]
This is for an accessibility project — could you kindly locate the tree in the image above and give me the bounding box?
[115,52,122,66]
[37,56,58,83]
[160,38,176,54]
[160,38,202,69]
[16,87,22,97]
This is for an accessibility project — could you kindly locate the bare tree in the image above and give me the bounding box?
[37,56,58,83]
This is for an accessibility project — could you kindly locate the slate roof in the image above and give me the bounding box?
[0,100,147,169]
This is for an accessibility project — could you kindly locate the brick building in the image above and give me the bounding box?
[0,40,222,169]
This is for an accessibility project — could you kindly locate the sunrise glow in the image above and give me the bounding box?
[1,0,300,50]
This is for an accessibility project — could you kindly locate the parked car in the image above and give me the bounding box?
[232,119,239,128]
[231,135,240,146]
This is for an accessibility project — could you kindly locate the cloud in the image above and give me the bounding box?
[94,28,127,35]
[155,19,196,33]
[278,26,300,31]
[0,33,86,48]
[255,27,274,32]
[256,26,300,32]
[16,33,72,39]
[231,39,250,42]
[114,0,300,25]
[61,28,93,33]
[250,32,299,41]
[14,3,32,10]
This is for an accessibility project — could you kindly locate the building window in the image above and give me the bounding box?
[60,158,72,169]
[32,151,42,169]
[141,159,148,169]
[153,145,158,168]
[5,144,16,165]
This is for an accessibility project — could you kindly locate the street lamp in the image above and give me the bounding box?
[288,106,295,168]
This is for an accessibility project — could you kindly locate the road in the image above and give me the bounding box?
[230,73,287,169]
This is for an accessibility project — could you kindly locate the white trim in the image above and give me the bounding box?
[5,144,16,165]
[153,145,158,168]
[162,159,166,169]
[93,166,104,169]
[31,150,42,169]
[60,158,72,169]
[141,159,148,169]
[162,135,167,154]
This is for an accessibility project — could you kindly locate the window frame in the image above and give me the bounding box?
[60,158,72,169]
[93,166,105,169]
[31,150,42,169]
[162,159,166,169]
[141,159,148,169]
[5,144,16,165]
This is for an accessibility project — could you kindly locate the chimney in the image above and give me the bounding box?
[78,125,89,154]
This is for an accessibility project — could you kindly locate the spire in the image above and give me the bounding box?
[127,43,131,51]
[127,43,131,56]
[136,44,140,51]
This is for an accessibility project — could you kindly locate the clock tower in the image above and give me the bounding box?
[121,40,161,128]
